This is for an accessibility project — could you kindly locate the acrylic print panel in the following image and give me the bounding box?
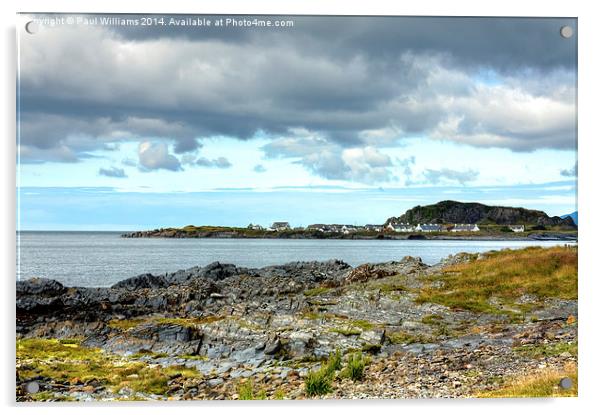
[16,14,577,401]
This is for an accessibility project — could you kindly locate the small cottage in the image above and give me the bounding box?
[271,222,291,231]
[416,224,443,232]
[451,224,480,232]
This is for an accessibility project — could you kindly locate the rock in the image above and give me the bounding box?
[17,278,66,296]
[207,378,224,387]
[264,338,282,355]
[111,273,168,290]
[344,264,396,284]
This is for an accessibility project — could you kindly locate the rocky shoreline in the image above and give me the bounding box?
[16,249,578,401]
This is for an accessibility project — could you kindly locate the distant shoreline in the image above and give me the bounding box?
[121,229,577,242]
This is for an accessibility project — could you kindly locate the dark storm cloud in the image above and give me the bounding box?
[104,15,576,72]
[18,14,577,183]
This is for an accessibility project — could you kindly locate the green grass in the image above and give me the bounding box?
[304,287,331,297]
[421,314,444,325]
[304,366,333,397]
[237,379,267,400]
[325,349,342,373]
[361,343,381,354]
[108,315,224,332]
[342,352,367,381]
[16,338,201,397]
[178,354,208,361]
[303,350,343,397]
[378,282,408,293]
[330,327,362,336]
[386,331,435,345]
[416,246,577,315]
[514,342,577,358]
[349,319,375,330]
[478,363,577,398]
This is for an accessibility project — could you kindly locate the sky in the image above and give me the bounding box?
[17,15,578,230]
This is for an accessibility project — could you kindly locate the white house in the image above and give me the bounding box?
[364,224,383,232]
[451,224,480,232]
[417,224,443,232]
[307,224,327,232]
[386,223,415,232]
[509,225,525,232]
[271,222,291,231]
[342,225,360,234]
[247,223,264,230]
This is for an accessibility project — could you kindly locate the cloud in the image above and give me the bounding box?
[253,164,267,173]
[18,17,577,171]
[560,162,577,177]
[138,141,182,172]
[98,166,127,178]
[398,156,416,185]
[263,130,395,184]
[423,168,479,185]
[194,156,232,169]
[122,157,137,167]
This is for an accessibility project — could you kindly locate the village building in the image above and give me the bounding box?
[247,223,264,230]
[451,224,480,232]
[416,224,444,232]
[327,224,344,233]
[509,225,525,232]
[342,225,360,234]
[364,224,383,232]
[271,222,291,231]
[307,224,327,232]
[387,223,415,232]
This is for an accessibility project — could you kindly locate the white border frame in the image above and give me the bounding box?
[3,1,600,414]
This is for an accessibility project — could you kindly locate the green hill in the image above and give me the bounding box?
[385,200,576,228]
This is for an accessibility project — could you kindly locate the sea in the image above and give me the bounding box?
[16,231,575,287]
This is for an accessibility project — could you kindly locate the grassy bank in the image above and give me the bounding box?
[416,246,577,315]
[16,338,201,400]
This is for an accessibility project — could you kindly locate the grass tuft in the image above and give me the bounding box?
[237,379,267,400]
[342,352,367,381]
[304,366,332,397]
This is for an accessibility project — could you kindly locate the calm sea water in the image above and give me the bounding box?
[16,231,574,287]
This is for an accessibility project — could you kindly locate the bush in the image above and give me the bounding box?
[343,352,366,381]
[305,366,333,397]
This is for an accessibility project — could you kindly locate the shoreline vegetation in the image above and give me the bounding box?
[121,225,577,241]
[17,246,577,400]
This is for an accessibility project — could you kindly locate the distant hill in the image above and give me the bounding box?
[385,200,577,228]
[562,211,578,226]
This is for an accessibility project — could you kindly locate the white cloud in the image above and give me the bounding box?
[138,141,181,172]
